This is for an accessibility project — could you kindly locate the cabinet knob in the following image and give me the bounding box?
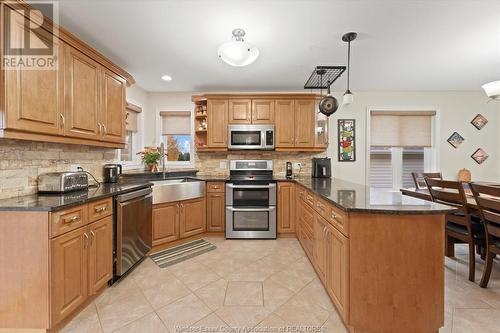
[90,230,95,245]
[83,233,89,248]
[63,215,80,224]
[95,206,107,213]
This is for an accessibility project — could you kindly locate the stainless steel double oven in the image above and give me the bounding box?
[225,160,276,239]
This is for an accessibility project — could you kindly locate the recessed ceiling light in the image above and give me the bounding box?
[161,75,172,81]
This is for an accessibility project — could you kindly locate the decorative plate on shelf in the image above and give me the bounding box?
[471,114,488,130]
[447,132,464,149]
[471,148,489,165]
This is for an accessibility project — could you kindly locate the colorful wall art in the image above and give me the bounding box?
[338,119,355,161]
[471,114,488,130]
[471,148,489,165]
[447,132,465,149]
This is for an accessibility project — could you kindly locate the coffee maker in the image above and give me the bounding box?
[312,158,331,178]
[103,164,122,183]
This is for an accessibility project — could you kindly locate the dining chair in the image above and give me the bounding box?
[470,183,500,288]
[425,178,484,282]
[412,172,442,190]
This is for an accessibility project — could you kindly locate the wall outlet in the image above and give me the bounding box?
[219,161,227,170]
[69,164,81,172]
[293,162,302,169]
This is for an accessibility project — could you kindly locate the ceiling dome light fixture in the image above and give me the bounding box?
[342,32,357,105]
[161,75,172,81]
[482,81,500,101]
[218,28,259,67]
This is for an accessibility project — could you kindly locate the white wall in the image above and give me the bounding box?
[327,91,500,185]
[137,90,500,184]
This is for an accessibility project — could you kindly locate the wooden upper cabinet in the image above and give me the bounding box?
[180,197,206,238]
[275,100,295,148]
[294,99,315,147]
[88,217,113,295]
[278,182,295,233]
[228,99,252,124]
[3,8,63,135]
[100,68,126,143]
[50,227,88,326]
[64,45,100,140]
[251,99,275,124]
[207,100,228,147]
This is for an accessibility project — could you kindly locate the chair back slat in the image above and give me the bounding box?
[412,172,442,190]
[425,178,468,214]
[471,183,500,234]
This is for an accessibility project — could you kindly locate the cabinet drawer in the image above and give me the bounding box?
[207,182,225,193]
[314,196,330,220]
[302,191,315,208]
[301,204,314,233]
[88,198,113,222]
[328,204,349,237]
[51,205,89,238]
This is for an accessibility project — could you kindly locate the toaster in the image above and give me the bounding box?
[37,171,89,193]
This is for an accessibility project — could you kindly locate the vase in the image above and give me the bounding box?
[147,163,158,172]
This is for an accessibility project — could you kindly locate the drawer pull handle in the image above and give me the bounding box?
[95,206,107,213]
[83,233,89,248]
[64,216,80,224]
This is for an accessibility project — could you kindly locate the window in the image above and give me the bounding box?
[120,102,142,165]
[160,111,192,166]
[369,110,435,189]
[120,131,134,161]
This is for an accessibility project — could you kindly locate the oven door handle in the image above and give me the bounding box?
[227,207,276,212]
[226,184,276,189]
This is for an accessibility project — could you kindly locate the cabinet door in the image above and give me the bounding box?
[228,99,251,124]
[101,68,126,143]
[152,202,180,246]
[326,225,349,320]
[275,100,295,148]
[88,216,113,295]
[313,214,328,282]
[278,182,295,233]
[207,100,228,147]
[64,45,100,140]
[314,101,329,148]
[294,99,315,147]
[4,8,63,135]
[251,99,275,124]
[207,192,225,232]
[50,227,88,326]
[180,197,206,238]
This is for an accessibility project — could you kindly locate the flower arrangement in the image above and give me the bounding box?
[136,147,163,172]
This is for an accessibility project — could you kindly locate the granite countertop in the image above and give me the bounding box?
[0,181,151,212]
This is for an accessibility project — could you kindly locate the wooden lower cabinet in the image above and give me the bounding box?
[313,214,328,282]
[88,216,113,294]
[152,202,180,246]
[278,182,295,233]
[207,192,225,231]
[180,197,206,238]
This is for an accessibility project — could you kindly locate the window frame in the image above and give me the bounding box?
[365,107,440,188]
[157,109,194,168]
[119,101,144,170]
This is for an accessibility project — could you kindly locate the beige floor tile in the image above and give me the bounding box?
[453,308,500,333]
[156,293,212,333]
[200,257,247,278]
[226,261,278,282]
[132,266,177,291]
[262,279,295,312]
[295,278,335,312]
[274,296,330,326]
[321,312,348,333]
[194,278,228,311]
[169,261,221,291]
[141,274,192,309]
[224,281,263,306]
[60,303,103,333]
[192,313,233,331]
[95,276,142,309]
[113,313,168,333]
[216,306,272,329]
[97,292,154,333]
[256,313,286,329]
[267,266,316,293]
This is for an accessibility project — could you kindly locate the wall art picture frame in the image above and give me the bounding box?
[338,119,355,161]
[471,114,488,130]
[471,148,489,165]
[447,132,464,149]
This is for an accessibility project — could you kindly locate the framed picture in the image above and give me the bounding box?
[471,114,488,130]
[471,148,489,165]
[447,132,464,149]
[338,119,355,161]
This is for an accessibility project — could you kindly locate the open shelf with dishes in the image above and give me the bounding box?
[194,100,208,150]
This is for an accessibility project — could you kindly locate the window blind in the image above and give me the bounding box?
[369,153,393,188]
[160,111,191,135]
[125,102,142,132]
[370,111,435,147]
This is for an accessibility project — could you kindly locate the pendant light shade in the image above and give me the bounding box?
[482,81,500,101]
[218,29,259,67]
[342,32,357,106]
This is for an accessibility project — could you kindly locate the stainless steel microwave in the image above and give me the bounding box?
[228,124,274,150]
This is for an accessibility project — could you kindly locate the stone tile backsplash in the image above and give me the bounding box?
[0,139,118,200]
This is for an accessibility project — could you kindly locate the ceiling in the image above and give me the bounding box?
[51,0,500,92]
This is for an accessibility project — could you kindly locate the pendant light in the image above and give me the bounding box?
[342,32,357,105]
[482,81,500,101]
[218,29,259,67]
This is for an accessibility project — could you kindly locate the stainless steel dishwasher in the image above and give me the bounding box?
[114,187,152,280]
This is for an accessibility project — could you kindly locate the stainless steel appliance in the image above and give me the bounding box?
[226,160,276,239]
[37,171,89,193]
[228,124,274,150]
[286,162,293,179]
[312,157,332,178]
[103,164,122,183]
[114,187,152,279]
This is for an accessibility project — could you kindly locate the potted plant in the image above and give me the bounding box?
[137,147,162,172]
